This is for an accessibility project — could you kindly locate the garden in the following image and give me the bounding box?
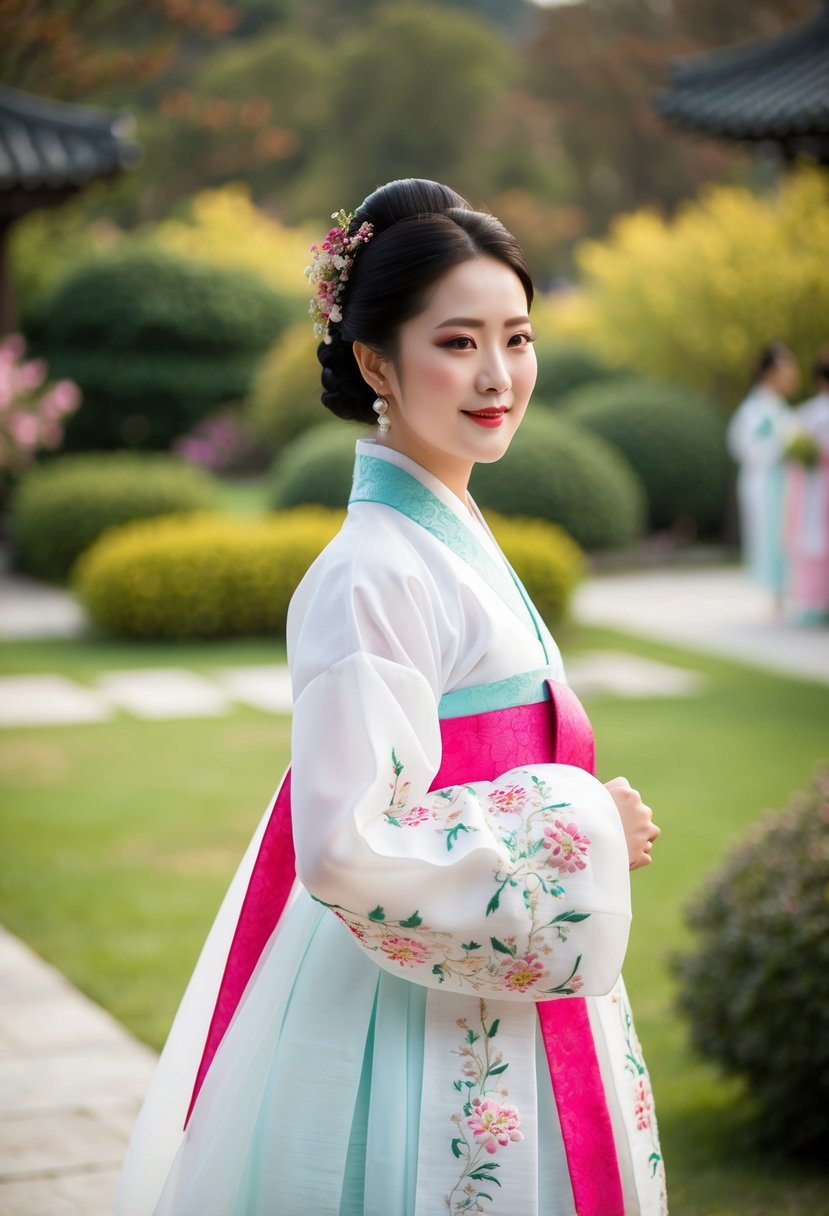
[2,3,828,1208]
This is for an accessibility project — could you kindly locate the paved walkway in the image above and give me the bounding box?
[1,561,827,1212]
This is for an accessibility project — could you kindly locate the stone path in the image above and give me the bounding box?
[0,927,156,1215]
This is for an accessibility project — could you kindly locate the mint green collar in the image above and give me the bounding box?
[349,452,549,662]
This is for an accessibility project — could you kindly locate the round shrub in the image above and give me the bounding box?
[487,512,585,627]
[247,323,324,457]
[75,509,345,640]
[35,246,295,450]
[269,422,370,511]
[559,378,729,535]
[11,453,219,582]
[470,412,645,550]
[532,339,625,409]
[672,768,829,1161]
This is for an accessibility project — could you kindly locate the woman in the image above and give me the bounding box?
[727,342,799,602]
[116,179,666,1216]
[783,348,829,624]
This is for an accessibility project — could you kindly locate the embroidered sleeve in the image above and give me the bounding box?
[290,647,631,1002]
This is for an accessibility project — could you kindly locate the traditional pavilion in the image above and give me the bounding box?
[655,1,829,167]
[0,84,141,334]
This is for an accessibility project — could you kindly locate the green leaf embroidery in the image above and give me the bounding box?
[368,905,385,922]
[552,911,590,924]
[444,822,474,851]
[487,1019,500,1038]
[432,963,445,982]
[461,940,481,952]
[490,936,516,957]
[451,1137,464,1159]
[391,748,403,776]
[465,1029,480,1045]
[487,1062,509,1076]
[399,910,422,928]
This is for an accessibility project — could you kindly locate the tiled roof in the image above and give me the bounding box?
[0,84,140,218]
[655,3,829,143]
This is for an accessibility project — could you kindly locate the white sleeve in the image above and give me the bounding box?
[289,543,631,1003]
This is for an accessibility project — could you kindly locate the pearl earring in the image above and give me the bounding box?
[372,396,391,434]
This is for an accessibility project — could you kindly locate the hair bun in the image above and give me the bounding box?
[318,325,376,423]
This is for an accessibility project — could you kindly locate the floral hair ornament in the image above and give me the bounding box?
[306,209,374,343]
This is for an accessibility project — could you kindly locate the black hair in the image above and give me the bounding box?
[316,178,534,423]
[751,340,794,386]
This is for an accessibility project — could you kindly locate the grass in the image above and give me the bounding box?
[1,627,828,1212]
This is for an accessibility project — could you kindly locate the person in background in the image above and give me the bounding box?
[782,347,829,625]
[727,342,799,606]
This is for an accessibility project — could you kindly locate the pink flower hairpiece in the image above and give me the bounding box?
[306,208,374,343]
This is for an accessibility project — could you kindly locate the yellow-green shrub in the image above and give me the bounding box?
[74,509,344,640]
[487,512,585,627]
[577,166,829,406]
[74,507,584,640]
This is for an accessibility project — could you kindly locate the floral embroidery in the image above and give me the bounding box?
[618,988,664,1178]
[542,819,591,873]
[379,933,432,967]
[399,805,433,826]
[487,785,528,815]
[500,952,548,993]
[446,1001,523,1212]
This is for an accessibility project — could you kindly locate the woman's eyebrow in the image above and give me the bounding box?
[435,315,531,329]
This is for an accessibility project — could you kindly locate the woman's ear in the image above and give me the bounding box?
[352,341,390,395]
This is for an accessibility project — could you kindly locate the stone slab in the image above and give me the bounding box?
[96,668,230,719]
[0,675,111,727]
[565,651,703,698]
[218,664,293,713]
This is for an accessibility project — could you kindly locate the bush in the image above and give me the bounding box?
[532,339,625,409]
[560,378,729,534]
[34,247,295,450]
[269,422,369,510]
[248,323,325,458]
[74,503,584,640]
[11,453,219,582]
[470,412,645,550]
[75,508,345,640]
[487,512,585,627]
[577,166,829,406]
[672,768,829,1161]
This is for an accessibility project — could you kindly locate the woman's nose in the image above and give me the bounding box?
[476,354,511,395]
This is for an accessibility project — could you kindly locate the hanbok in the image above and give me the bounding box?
[783,391,829,624]
[116,439,667,1216]
[727,385,792,596]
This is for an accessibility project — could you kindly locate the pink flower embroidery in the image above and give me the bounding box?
[333,912,367,943]
[500,952,548,992]
[466,1097,524,1154]
[542,819,591,872]
[379,934,431,968]
[399,804,432,826]
[634,1076,651,1130]
[488,785,528,815]
[569,974,584,993]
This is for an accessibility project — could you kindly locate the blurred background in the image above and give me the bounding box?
[1,2,828,1213]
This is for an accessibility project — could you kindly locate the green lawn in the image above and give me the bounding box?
[1,627,827,1213]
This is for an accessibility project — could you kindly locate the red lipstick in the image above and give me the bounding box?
[462,407,508,428]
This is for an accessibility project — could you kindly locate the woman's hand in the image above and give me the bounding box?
[604,777,661,871]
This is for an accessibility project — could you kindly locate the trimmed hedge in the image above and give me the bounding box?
[75,505,585,641]
[470,412,645,550]
[75,509,344,640]
[560,378,729,535]
[532,339,625,410]
[672,768,829,1160]
[269,422,369,511]
[34,247,295,450]
[247,322,325,457]
[11,453,219,582]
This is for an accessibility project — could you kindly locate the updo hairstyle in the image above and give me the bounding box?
[317,178,534,424]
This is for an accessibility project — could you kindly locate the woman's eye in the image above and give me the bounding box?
[443,336,475,350]
[509,331,536,348]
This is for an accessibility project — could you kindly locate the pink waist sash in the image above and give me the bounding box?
[186,679,624,1215]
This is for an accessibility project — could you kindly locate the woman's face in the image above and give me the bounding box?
[366,255,537,500]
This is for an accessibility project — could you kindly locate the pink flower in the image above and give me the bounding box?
[7,411,39,447]
[379,934,431,968]
[569,974,584,993]
[488,785,527,815]
[399,805,432,826]
[542,819,591,872]
[466,1097,524,1154]
[634,1076,651,1130]
[501,952,548,992]
[15,358,47,392]
[41,380,81,417]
